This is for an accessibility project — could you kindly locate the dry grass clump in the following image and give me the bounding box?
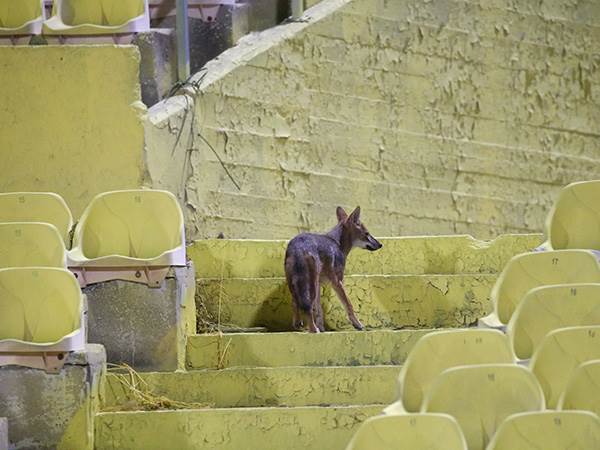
[106,363,212,411]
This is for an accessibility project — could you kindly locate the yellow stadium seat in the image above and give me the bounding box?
[423,364,544,450]
[0,0,44,35]
[559,360,600,416]
[486,411,600,450]
[530,325,600,409]
[481,250,600,326]
[0,192,73,245]
[546,180,600,251]
[384,329,514,414]
[43,0,149,35]
[68,190,186,287]
[346,414,468,450]
[0,267,85,372]
[508,283,600,360]
[0,222,66,268]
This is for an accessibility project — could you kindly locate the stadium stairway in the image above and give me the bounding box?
[94,234,542,450]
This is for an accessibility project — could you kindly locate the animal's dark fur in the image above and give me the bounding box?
[285,206,382,333]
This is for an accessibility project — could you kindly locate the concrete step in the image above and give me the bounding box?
[197,274,496,331]
[103,365,399,410]
[95,405,382,450]
[186,329,431,369]
[189,234,541,278]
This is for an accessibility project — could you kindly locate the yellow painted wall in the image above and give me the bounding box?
[0,46,145,217]
[172,0,600,240]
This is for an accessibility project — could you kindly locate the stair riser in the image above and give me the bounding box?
[190,234,542,278]
[96,406,382,450]
[187,329,431,369]
[103,366,400,409]
[197,274,496,331]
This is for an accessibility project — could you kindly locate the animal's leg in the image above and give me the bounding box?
[313,281,325,332]
[292,299,304,330]
[331,281,364,330]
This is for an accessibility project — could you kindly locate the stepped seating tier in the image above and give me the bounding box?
[104,365,400,409]
[190,234,542,278]
[186,329,431,369]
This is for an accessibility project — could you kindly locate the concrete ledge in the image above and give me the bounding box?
[85,263,196,372]
[0,418,7,450]
[189,234,542,278]
[187,329,431,369]
[0,344,106,450]
[197,274,496,331]
[103,365,399,409]
[96,405,381,450]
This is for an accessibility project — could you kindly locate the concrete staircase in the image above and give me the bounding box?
[95,234,542,450]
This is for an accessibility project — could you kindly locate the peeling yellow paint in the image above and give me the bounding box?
[147,0,600,240]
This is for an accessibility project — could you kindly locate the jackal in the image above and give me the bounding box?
[284,206,383,333]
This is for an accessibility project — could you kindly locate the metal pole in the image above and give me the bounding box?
[176,0,191,82]
[291,0,303,20]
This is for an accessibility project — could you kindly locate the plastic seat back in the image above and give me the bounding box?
[387,330,514,413]
[508,283,600,359]
[491,250,600,324]
[547,180,600,251]
[559,360,600,416]
[71,189,184,261]
[0,267,81,344]
[530,326,600,408]
[102,0,144,26]
[346,414,468,450]
[0,0,43,32]
[0,192,73,245]
[44,0,149,35]
[423,364,544,450]
[486,411,600,450]
[0,222,66,268]
[59,0,104,25]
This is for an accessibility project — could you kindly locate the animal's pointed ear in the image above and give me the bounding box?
[336,206,348,222]
[348,206,361,223]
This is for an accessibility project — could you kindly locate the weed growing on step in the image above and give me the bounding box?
[106,363,213,411]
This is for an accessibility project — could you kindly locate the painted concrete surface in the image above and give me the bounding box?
[103,365,399,409]
[0,418,6,450]
[0,344,105,450]
[197,274,496,331]
[187,329,431,369]
[85,264,196,372]
[190,234,543,278]
[95,405,382,450]
[0,46,145,218]
[145,0,600,240]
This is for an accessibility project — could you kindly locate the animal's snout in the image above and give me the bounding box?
[366,235,383,251]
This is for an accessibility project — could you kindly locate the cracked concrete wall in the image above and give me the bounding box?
[96,405,380,450]
[152,0,600,240]
[0,46,146,218]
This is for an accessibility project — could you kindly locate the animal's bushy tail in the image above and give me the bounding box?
[285,253,317,313]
